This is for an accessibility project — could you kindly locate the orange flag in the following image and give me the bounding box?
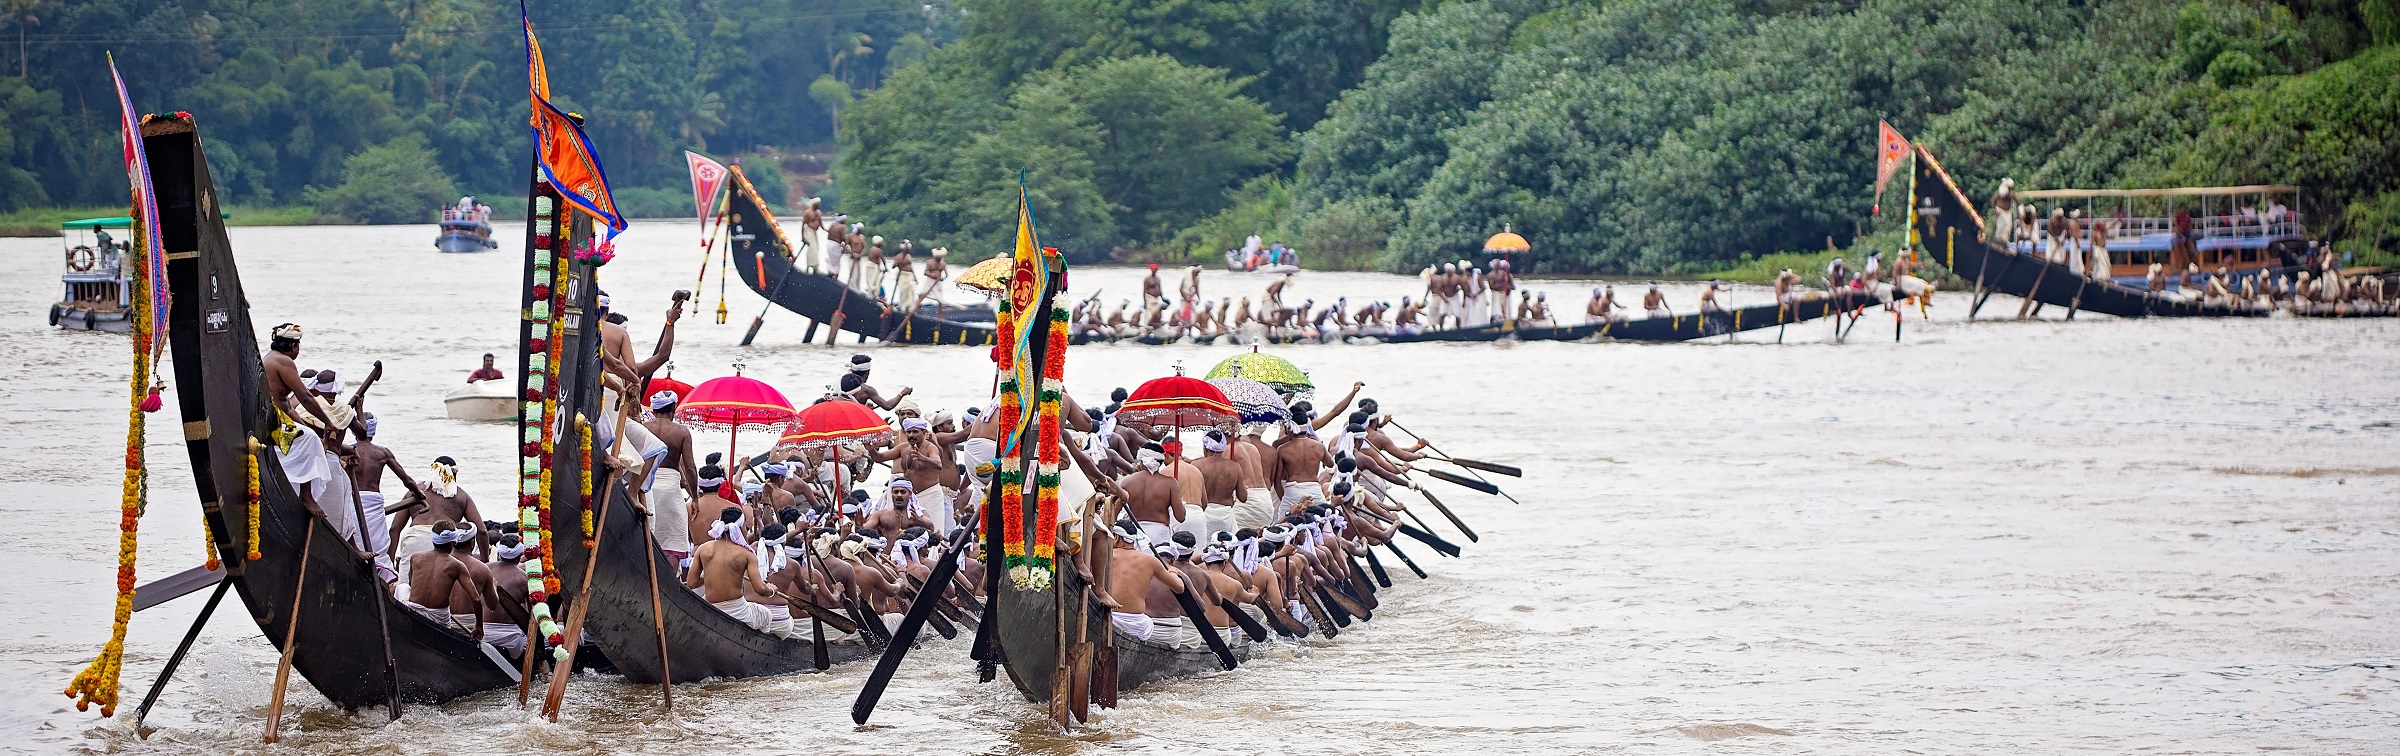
[1872,119,1911,214]
[523,6,625,231]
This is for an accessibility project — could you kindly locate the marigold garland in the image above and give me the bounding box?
[64,219,156,717]
[577,417,595,546]
[516,198,567,659]
[245,438,263,560]
[990,250,1068,591]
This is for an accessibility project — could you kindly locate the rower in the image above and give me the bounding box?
[686,507,773,631]
[752,523,798,638]
[1142,263,1165,321]
[1195,543,1258,642]
[1773,269,1801,316]
[597,293,680,385]
[393,457,487,585]
[685,463,735,567]
[344,412,417,584]
[1488,260,1515,320]
[1120,442,1189,547]
[865,236,888,296]
[1641,283,1671,318]
[876,417,956,530]
[1526,291,1554,327]
[1102,520,1191,643]
[920,248,949,309]
[1272,417,1334,517]
[842,532,911,634]
[889,240,917,309]
[484,533,534,655]
[400,521,485,639]
[863,478,936,537]
[1699,280,1726,314]
[800,198,825,272]
[641,391,702,563]
[843,354,913,411]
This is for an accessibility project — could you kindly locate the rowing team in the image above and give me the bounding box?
[678,377,1443,647]
[2143,257,2397,315]
[1082,263,1560,342]
[253,291,1456,658]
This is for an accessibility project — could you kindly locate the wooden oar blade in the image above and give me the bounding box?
[133,564,226,612]
[1395,522,1463,557]
[851,538,971,724]
[1424,469,1501,496]
[1172,586,1238,671]
[1445,456,1522,477]
[1219,599,1269,642]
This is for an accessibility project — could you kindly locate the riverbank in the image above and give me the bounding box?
[0,205,325,236]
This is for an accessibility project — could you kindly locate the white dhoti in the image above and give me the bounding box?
[766,603,794,638]
[1277,482,1323,514]
[799,226,823,272]
[651,468,693,556]
[920,485,955,533]
[2090,247,2112,281]
[356,491,396,584]
[405,601,481,638]
[1150,616,1183,647]
[960,438,998,475]
[484,620,527,654]
[1171,509,1208,545]
[395,523,435,586]
[1201,503,1237,540]
[713,597,773,631]
[881,612,905,635]
[1110,611,1152,641]
[1138,520,1176,549]
[1234,488,1277,530]
[892,272,917,309]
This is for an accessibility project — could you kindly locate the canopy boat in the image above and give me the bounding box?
[50,217,137,332]
[1911,146,2271,318]
[436,203,498,253]
[155,113,519,711]
[2008,185,2308,290]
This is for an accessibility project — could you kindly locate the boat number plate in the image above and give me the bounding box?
[205,308,230,333]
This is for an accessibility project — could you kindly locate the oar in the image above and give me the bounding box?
[1387,420,1520,504]
[541,396,643,721]
[1410,486,1479,543]
[261,525,316,744]
[1165,558,1239,670]
[1422,468,1500,496]
[1354,502,1462,556]
[851,509,982,725]
[1435,455,1520,478]
[344,484,403,722]
[1381,540,1428,579]
[1359,547,1394,588]
[741,251,800,346]
[131,563,224,612]
[131,578,230,731]
[637,510,674,711]
[1218,598,1269,642]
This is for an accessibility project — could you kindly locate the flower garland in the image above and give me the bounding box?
[1031,297,1068,573]
[517,195,568,662]
[245,438,263,560]
[993,283,1028,587]
[64,219,156,717]
[577,417,595,545]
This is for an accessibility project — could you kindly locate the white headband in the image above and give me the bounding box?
[1201,434,1228,453]
[495,541,527,560]
[710,514,746,543]
[900,417,930,432]
[650,390,677,410]
[1137,447,1164,474]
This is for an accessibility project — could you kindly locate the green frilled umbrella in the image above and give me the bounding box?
[1204,350,1312,400]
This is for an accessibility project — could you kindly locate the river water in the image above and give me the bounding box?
[1,221,2394,754]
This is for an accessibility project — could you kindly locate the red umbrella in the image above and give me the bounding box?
[1118,367,1238,433]
[642,376,695,409]
[676,365,796,461]
[776,398,895,452]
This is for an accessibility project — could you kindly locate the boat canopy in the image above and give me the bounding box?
[2016,185,2300,199]
[61,217,134,230]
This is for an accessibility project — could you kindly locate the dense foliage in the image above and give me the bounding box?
[5,0,2395,269]
[0,0,946,214]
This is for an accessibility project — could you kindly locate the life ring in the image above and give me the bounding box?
[66,245,98,272]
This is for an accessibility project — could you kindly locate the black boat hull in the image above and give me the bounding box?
[724,172,1002,346]
[154,116,516,709]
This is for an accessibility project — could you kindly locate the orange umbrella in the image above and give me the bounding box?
[1484,227,1529,253]
[953,254,1012,297]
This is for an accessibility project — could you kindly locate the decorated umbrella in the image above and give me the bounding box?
[1484,224,1530,266]
[675,364,796,462]
[642,375,695,410]
[774,398,894,452]
[952,254,1013,297]
[1119,367,1239,433]
[1206,376,1289,426]
[1203,349,1313,400]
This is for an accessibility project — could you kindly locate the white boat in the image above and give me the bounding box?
[444,380,516,422]
[48,217,136,332]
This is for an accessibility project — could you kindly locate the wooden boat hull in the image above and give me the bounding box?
[153,116,516,709]
[991,560,1243,703]
[539,177,870,684]
[724,173,1004,346]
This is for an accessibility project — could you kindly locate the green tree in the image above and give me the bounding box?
[304,135,458,224]
[1050,54,1288,243]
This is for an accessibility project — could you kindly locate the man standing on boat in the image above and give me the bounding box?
[598,293,681,386]
[264,325,354,536]
[1985,178,2018,248]
[824,218,850,279]
[1272,418,1334,516]
[642,390,702,563]
[865,236,889,298]
[1488,260,1515,322]
[1121,441,1191,546]
[919,248,949,314]
[346,412,418,584]
[468,353,504,383]
[1142,264,1165,323]
[800,198,825,273]
[843,354,913,411]
[888,240,918,312]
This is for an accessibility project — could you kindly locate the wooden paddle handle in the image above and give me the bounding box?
[262,524,316,743]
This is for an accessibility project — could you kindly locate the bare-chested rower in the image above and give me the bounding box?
[1192,430,1247,538]
[1272,417,1336,518]
[401,521,485,639]
[597,292,681,386]
[485,533,535,655]
[1102,520,1191,643]
[344,410,419,583]
[1119,441,1189,548]
[688,506,773,631]
[391,456,487,584]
